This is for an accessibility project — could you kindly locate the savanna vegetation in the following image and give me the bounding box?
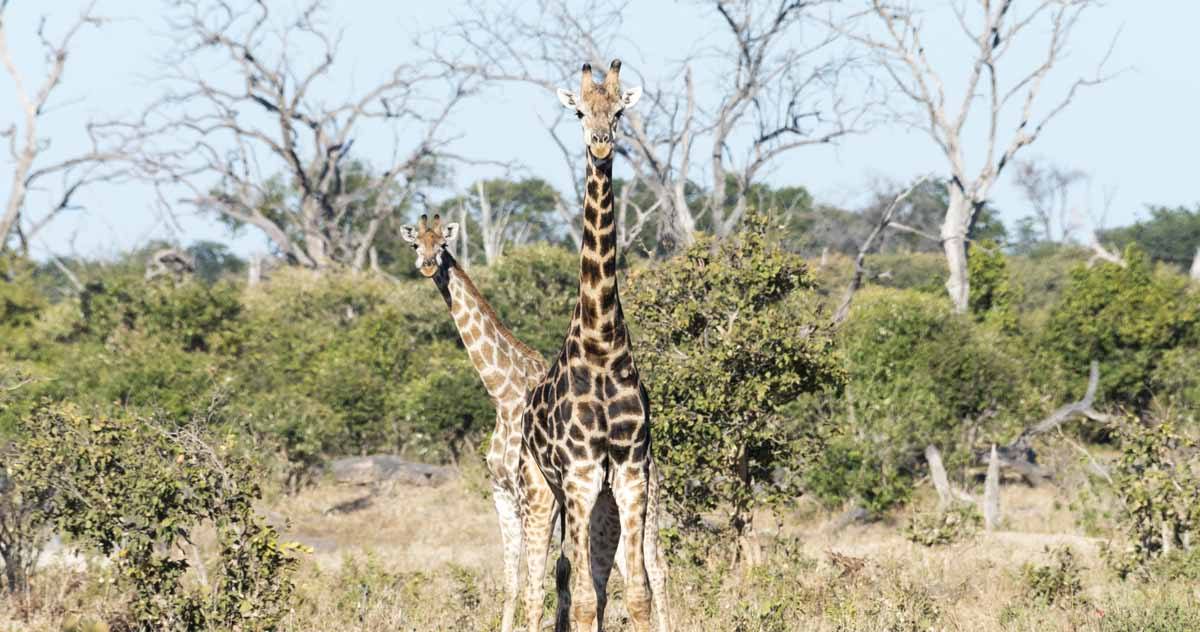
[2,0,1199,630]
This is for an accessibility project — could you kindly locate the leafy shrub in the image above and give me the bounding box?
[968,240,1019,330]
[1022,546,1084,606]
[0,447,53,594]
[625,213,843,552]
[12,404,304,630]
[1043,247,1198,408]
[1104,417,1200,579]
[1152,347,1200,417]
[814,287,1032,513]
[902,503,981,546]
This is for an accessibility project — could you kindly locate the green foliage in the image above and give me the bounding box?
[1043,247,1198,408]
[12,404,303,630]
[902,503,981,546]
[1152,347,1200,416]
[1104,418,1200,580]
[1100,204,1200,270]
[394,341,493,462]
[625,213,843,544]
[968,240,1019,330]
[817,288,1032,513]
[1022,546,1085,606]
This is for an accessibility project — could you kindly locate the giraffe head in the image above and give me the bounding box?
[400,213,460,277]
[556,59,642,162]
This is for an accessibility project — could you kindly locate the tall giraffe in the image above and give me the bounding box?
[518,60,668,632]
[400,214,655,632]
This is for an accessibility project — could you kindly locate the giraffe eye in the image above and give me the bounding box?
[575,110,584,119]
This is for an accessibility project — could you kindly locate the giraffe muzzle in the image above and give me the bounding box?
[588,141,613,160]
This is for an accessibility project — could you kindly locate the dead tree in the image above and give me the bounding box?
[111,0,479,270]
[1013,159,1086,243]
[1191,247,1200,282]
[0,1,131,254]
[836,0,1118,312]
[436,0,871,250]
[983,360,1110,484]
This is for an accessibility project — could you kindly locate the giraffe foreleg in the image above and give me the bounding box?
[492,485,523,632]
[520,460,555,632]
[643,459,672,632]
[611,463,653,632]
[564,464,605,632]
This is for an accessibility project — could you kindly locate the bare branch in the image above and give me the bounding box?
[116,0,478,270]
[833,175,927,325]
[0,1,123,251]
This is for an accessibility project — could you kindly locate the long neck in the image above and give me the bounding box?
[576,155,623,349]
[432,257,538,401]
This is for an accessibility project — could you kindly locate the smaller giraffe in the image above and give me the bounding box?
[401,214,544,632]
[400,214,644,632]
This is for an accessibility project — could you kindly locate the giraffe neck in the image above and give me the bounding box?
[432,257,537,402]
[576,154,623,352]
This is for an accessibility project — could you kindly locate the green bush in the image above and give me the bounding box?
[625,213,843,551]
[1043,246,1198,408]
[1021,546,1085,606]
[12,404,303,630]
[813,287,1033,513]
[1103,417,1200,580]
[968,240,1019,330]
[902,503,981,546]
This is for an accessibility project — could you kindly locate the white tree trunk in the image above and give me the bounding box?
[983,444,1001,532]
[477,181,501,265]
[1190,247,1200,282]
[458,202,470,269]
[942,188,972,313]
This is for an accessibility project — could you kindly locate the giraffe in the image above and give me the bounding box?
[399,214,648,632]
[400,214,543,632]
[517,59,669,632]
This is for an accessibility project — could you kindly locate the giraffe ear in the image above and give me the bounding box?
[556,88,579,109]
[441,222,460,243]
[400,225,418,243]
[621,86,642,109]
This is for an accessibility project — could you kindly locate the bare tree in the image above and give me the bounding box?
[836,0,1118,312]
[435,0,871,251]
[0,1,130,254]
[111,0,480,270]
[1013,159,1085,243]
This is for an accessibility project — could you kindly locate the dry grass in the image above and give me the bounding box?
[4,470,1199,631]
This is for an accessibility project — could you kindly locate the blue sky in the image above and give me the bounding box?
[2,1,1198,260]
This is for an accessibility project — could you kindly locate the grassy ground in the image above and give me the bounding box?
[3,468,1198,631]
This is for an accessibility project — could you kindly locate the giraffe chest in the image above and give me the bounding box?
[522,350,651,488]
